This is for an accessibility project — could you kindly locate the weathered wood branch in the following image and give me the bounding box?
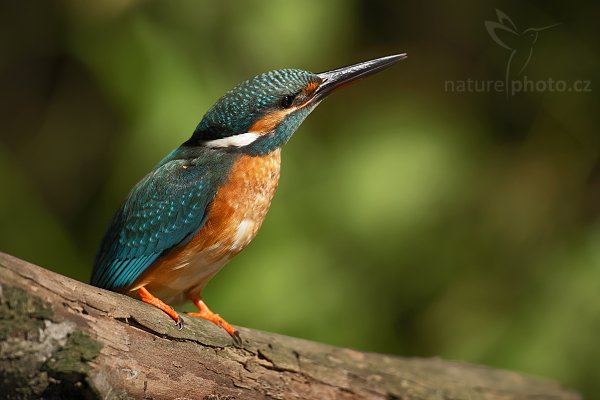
[0,252,579,400]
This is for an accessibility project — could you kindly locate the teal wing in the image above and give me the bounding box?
[91,158,220,291]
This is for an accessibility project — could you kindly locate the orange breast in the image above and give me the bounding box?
[131,150,282,304]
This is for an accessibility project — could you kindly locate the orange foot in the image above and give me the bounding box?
[137,287,184,330]
[187,295,241,346]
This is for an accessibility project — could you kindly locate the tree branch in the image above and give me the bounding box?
[0,252,579,399]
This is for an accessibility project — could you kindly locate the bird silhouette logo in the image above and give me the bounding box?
[485,9,560,96]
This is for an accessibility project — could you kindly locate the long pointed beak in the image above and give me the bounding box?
[533,22,561,32]
[312,54,407,102]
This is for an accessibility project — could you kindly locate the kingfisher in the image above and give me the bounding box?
[91,54,406,344]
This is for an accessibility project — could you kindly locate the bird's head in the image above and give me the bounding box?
[523,23,560,45]
[186,54,406,156]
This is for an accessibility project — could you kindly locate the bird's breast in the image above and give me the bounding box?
[199,148,282,255]
[132,149,282,303]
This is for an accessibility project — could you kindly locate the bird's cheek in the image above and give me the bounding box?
[249,109,294,135]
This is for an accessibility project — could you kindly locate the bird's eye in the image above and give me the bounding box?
[280,95,295,108]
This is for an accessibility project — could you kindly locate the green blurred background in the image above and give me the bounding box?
[1,0,598,396]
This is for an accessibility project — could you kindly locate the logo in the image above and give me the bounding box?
[485,9,560,96]
[443,11,591,96]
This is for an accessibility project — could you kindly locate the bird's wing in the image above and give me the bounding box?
[485,20,519,51]
[91,158,221,291]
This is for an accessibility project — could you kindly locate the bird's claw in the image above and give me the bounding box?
[175,316,185,330]
[232,330,242,347]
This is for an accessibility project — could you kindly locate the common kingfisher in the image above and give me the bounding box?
[91,54,406,344]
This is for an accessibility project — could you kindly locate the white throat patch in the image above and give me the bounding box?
[204,132,261,148]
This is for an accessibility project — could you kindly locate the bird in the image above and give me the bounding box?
[91,54,406,345]
[485,9,559,95]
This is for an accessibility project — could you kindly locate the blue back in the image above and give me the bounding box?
[91,148,234,290]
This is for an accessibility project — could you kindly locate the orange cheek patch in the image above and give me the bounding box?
[249,109,292,134]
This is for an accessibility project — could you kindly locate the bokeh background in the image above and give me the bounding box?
[1,0,598,396]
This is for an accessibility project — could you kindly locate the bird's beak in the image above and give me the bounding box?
[312,54,407,103]
[533,22,561,32]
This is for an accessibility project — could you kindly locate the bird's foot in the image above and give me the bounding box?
[186,310,241,345]
[187,296,241,346]
[137,287,184,330]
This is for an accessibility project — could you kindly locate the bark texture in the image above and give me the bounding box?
[0,252,580,400]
